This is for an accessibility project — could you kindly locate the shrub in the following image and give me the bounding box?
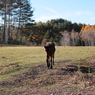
[8,37,23,45]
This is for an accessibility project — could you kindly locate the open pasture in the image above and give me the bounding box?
[0,46,95,79]
[1,46,95,65]
[0,46,95,94]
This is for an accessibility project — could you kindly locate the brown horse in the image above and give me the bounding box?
[44,42,56,69]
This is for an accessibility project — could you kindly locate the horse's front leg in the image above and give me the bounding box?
[46,55,50,68]
[49,56,53,69]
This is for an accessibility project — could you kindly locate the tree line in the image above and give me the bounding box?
[22,19,95,46]
[22,19,83,45]
[0,0,95,46]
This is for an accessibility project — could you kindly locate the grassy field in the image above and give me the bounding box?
[0,46,95,79]
[0,46,95,94]
[1,46,95,64]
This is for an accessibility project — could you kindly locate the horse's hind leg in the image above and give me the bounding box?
[52,54,54,65]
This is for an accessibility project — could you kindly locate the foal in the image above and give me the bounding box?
[44,42,56,69]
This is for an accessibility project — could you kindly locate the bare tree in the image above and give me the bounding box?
[60,30,70,46]
[81,27,95,46]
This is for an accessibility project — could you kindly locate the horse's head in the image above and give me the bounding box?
[44,46,49,52]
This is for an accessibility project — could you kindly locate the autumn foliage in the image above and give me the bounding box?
[1,18,95,46]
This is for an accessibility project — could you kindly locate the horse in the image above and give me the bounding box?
[44,42,56,69]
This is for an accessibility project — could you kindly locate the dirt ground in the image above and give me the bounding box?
[0,57,95,95]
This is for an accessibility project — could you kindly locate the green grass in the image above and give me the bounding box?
[0,46,45,80]
[1,46,95,64]
[55,46,95,60]
[0,46,45,65]
[0,46,95,81]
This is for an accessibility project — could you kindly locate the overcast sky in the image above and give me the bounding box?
[30,0,95,25]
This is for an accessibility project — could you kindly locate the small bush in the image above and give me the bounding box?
[8,37,23,45]
[8,37,13,44]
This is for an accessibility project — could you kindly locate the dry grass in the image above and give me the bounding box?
[0,58,95,95]
[0,46,95,94]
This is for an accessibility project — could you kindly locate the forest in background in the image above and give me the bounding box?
[0,0,95,46]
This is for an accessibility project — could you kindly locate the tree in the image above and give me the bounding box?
[0,0,34,44]
[81,26,95,46]
[70,29,80,46]
[60,30,70,46]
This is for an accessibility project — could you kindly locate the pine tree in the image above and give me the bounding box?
[0,0,34,44]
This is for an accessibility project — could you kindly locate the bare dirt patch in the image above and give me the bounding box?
[0,58,95,95]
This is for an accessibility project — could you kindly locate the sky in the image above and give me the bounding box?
[30,0,95,25]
